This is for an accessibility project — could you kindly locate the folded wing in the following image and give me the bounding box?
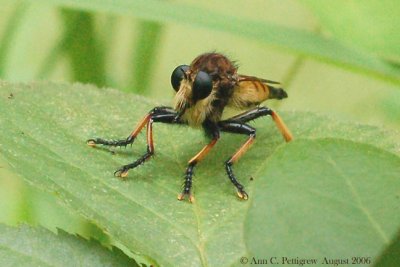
[227,74,288,109]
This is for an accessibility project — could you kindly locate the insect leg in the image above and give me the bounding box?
[218,122,256,200]
[113,119,154,177]
[222,106,293,142]
[87,106,176,147]
[178,125,220,203]
[111,107,180,177]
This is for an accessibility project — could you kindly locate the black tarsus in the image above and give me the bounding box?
[114,145,153,176]
[87,137,134,147]
[179,119,220,199]
[182,163,195,196]
[225,161,246,197]
[87,106,178,147]
[88,106,180,176]
[218,106,274,198]
[219,122,255,199]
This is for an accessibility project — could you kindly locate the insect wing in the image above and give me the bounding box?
[237,74,280,85]
[228,74,272,109]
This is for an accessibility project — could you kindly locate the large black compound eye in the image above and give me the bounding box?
[192,71,212,101]
[171,65,190,92]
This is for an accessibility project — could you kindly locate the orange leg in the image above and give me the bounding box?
[87,106,179,177]
[87,113,151,147]
[219,122,256,200]
[114,119,154,177]
[178,137,219,203]
[87,106,179,147]
[222,106,293,142]
[271,111,293,142]
[188,138,218,165]
[228,136,255,164]
[218,107,292,199]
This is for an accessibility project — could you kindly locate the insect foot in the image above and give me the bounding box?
[177,192,195,203]
[87,139,98,147]
[236,190,249,200]
[114,167,129,178]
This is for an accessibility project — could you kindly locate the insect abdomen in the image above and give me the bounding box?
[228,81,269,109]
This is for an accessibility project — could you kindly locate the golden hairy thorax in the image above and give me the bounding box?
[173,52,276,127]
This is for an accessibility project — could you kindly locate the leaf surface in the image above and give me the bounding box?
[246,139,400,265]
[0,82,399,266]
[0,223,137,267]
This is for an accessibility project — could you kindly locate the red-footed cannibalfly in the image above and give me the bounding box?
[88,53,293,202]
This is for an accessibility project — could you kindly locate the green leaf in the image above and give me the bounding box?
[374,229,400,267]
[59,9,107,87]
[0,223,138,266]
[301,0,400,62]
[0,82,399,266]
[0,3,28,78]
[128,20,163,94]
[28,0,400,83]
[246,139,400,265]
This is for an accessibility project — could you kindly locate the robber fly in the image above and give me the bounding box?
[87,52,293,202]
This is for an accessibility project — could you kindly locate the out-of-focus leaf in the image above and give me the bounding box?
[29,0,400,84]
[128,20,163,94]
[302,0,400,62]
[0,3,28,77]
[60,9,106,86]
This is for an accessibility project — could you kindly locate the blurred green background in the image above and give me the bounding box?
[0,0,399,245]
